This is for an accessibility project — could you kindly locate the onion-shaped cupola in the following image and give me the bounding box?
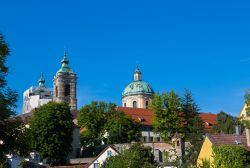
[56,51,74,75]
[38,72,46,88]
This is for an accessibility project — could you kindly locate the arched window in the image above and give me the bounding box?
[176,140,180,147]
[124,103,126,107]
[64,84,70,96]
[145,101,149,108]
[133,101,137,108]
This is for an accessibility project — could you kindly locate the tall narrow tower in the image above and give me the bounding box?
[53,51,77,110]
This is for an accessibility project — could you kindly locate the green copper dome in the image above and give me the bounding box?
[122,66,154,97]
[57,51,74,75]
[122,81,154,97]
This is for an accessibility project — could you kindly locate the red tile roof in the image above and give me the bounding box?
[117,107,153,125]
[117,107,217,129]
[208,133,250,151]
[199,112,217,129]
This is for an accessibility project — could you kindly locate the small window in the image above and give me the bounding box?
[149,137,153,142]
[55,86,58,97]
[145,101,149,108]
[155,137,160,142]
[64,84,70,96]
[133,101,137,108]
[107,150,112,157]
[143,136,147,142]
[124,103,126,107]
[176,140,180,147]
[94,163,99,168]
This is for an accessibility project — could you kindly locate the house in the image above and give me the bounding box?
[117,107,217,142]
[87,146,119,168]
[197,129,250,166]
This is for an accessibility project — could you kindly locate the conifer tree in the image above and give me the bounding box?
[181,89,204,166]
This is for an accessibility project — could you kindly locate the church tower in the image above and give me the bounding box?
[53,51,77,110]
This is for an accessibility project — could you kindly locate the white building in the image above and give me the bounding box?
[87,146,119,168]
[22,73,53,114]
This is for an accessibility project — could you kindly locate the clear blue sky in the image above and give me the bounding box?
[1,0,250,116]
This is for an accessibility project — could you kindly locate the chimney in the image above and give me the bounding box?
[246,129,250,147]
[235,125,241,135]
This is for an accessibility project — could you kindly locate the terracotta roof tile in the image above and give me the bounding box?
[208,133,250,151]
[117,107,217,129]
[199,112,217,129]
[117,107,152,125]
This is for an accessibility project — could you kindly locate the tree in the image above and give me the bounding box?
[212,111,237,134]
[151,90,205,167]
[29,102,74,166]
[104,110,141,144]
[78,102,110,146]
[241,90,250,128]
[0,34,19,163]
[212,145,250,168]
[78,101,141,147]
[151,91,183,141]
[181,90,205,167]
[101,143,156,168]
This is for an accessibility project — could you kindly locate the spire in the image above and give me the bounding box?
[134,65,141,74]
[56,50,74,74]
[61,50,69,65]
[134,65,142,81]
[38,72,46,87]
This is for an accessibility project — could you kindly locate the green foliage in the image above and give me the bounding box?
[101,143,156,168]
[18,160,28,168]
[151,91,182,140]
[212,111,237,134]
[78,101,141,147]
[0,159,10,168]
[29,102,74,166]
[0,34,19,162]
[78,101,109,146]
[151,90,205,167]
[182,90,205,167]
[197,158,210,168]
[241,90,250,128]
[104,111,141,144]
[212,145,250,168]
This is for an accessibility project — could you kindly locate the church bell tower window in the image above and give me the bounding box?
[64,84,70,96]
[55,86,58,97]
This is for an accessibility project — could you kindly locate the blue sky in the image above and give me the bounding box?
[1,0,250,116]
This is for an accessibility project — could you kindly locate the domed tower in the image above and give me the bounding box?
[122,66,154,108]
[53,51,77,110]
